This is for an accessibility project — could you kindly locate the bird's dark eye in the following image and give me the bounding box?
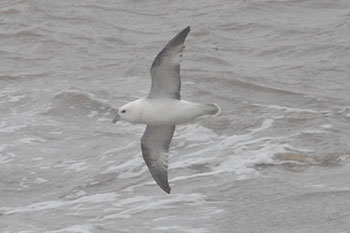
[121,110,126,113]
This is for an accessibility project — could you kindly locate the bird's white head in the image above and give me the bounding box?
[113,100,142,124]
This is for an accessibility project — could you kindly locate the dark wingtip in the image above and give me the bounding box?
[183,26,190,33]
[162,185,171,194]
[150,26,191,71]
[179,26,190,39]
[165,26,191,49]
[179,25,191,39]
[156,178,171,194]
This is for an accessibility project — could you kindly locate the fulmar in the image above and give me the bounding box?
[113,26,221,193]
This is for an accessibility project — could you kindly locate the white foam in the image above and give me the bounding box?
[0,145,6,152]
[8,94,26,102]
[53,160,88,172]
[0,145,16,164]
[18,136,46,144]
[46,224,93,233]
[97,140,138,161]
[302,129,327,134]
[170,119,312,181]
[0,124,28,133]
[320,124,332,129]
[32,157,44,161]
[49,131,63,135]
[175,124,218,142]
[87,110,98,118]
[0,155,15,164]
[72,192,119,204]
[34,177,48,184]
[103,156,146,178]
[7,200,64,214]
[103,193,207,220]
[5,192,119,215]
[152,225,209,233]
[96,117,111,122]
[252,103,321,114]
[249,119,274,134]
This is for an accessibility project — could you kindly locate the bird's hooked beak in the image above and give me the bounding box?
[112,112,120,123]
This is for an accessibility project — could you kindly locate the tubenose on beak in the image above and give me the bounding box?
[112,112,120,123]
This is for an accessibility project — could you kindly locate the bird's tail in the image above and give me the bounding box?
[205,103,221,116]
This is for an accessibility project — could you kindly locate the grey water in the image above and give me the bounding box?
[1,0,350,232]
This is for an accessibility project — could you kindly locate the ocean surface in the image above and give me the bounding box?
[1,0,350,232]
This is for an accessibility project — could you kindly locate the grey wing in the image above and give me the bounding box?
[148,26,190,100]
[141,125,175,194]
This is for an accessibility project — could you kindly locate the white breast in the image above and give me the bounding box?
[137,99,206,125]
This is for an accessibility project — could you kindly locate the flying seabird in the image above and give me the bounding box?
[113,26,221,193]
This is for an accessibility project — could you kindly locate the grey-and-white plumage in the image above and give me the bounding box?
[113,26,221,193]
[141,125,175,193]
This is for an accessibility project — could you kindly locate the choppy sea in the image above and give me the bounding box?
[1,0,350,232]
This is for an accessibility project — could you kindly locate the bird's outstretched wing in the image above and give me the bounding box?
[148,26,190,100]
[141,125,175,193]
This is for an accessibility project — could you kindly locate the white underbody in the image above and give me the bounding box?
[119,98,218,125]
